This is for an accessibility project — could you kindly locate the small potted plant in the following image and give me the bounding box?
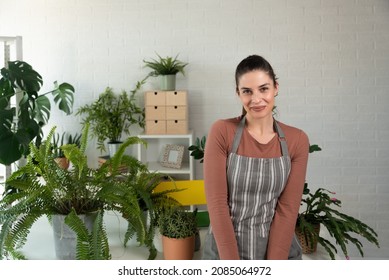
[76,78,147,156]
[52,131,82,169]
[158,207,198,260]
[295,145,380,259]
[143,53,188,90]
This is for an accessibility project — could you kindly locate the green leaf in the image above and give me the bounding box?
[52,81,75,115]
[34,95,51,124]
[6,61,43,92]
[309,144,322,153]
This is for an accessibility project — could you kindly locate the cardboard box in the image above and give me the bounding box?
[166,119,188,134]
[166,91,187,106]
[145,91,166,106]
[145,105,166,120]
[145,120,166,134]
[166,105,187,120]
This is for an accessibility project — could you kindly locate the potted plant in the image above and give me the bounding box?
[76,77,147,156]
[52,131,82,169]
[0,60,75,166]
[188,136,206,163]
[0,124,165,260]
[158,207,198,260]
[295,145,380,259]
[143,53,188,90]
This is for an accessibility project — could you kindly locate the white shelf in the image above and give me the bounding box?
[143,161,191,174]
[137,131,194,180]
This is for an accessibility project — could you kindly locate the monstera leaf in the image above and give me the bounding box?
[0,61,75,165]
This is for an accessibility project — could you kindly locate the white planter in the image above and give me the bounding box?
[107,141,122,158]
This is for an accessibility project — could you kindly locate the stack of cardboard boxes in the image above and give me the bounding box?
[144,90,188,134]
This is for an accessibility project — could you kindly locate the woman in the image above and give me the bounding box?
[202,55,309,260]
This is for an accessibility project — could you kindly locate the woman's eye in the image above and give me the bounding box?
[241,89,251,95]
[259,87,268,92]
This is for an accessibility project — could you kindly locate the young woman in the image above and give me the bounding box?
[202,55,309,260]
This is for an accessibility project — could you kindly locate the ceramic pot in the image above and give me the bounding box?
[162,235,195,260]
[160,74,176,90]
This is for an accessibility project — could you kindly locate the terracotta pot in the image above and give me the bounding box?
[162,235,195,260]
[54,157,69,169]
[295,224,320,254]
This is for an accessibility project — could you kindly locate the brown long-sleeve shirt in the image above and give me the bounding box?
[203,116,309,259]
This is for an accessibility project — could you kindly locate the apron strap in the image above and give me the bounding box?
[231,116,289,157]
[231,116,246,153]
[273,121,289,157]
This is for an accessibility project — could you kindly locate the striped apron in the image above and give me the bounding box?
[202,116,302,260]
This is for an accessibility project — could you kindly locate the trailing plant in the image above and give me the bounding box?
[0,123,176,260]
[188,136,206,163]
[76,77,147,152]
[0,60,75,165]
[143,53,188,76]
[296,145,380,259]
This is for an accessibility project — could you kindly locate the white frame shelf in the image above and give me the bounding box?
[136,131,194,180]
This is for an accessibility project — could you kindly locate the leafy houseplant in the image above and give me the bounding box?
[188,136,206,163]
[296,145,380,259]
[76,77,147,154]
[159,207,198,260]
[0,124,166,260]
[143,53,188,90]
[0,60,75,165]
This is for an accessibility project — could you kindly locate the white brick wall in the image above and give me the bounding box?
[0,0,388,259]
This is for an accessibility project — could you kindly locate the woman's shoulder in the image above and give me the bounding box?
[208,116,242,144]
[211,116,241,130]
[276,120,309,151]
[276,121,306,135]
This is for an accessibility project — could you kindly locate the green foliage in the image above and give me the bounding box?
[143,53,188,76]
[121,172,182,260]
[76,78,147,152]
[188,136,206,163]
[52,132,82,158]
[297,146,380,259]
[0,60,75,165]
[159,208,198,239]
[64,209,110,260]
[0,124,173,260]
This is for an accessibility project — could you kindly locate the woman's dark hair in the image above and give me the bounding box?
[235,55,278,90]
[235,55,278,115]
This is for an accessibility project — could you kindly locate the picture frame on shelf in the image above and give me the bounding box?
[160,144,184,169]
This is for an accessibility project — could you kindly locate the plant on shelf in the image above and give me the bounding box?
[0,60,75,165]
[295,145,380,260]
[76,77,147,155]
[143,53,188,90]
[0,123,173,260]
[188,136,206,163]
[158,207,198,260]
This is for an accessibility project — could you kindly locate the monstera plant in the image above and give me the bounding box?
[0,60,75,165]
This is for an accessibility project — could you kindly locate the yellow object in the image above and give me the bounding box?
[155,180,206,206]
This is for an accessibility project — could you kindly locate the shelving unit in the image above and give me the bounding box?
[136,131,194,180]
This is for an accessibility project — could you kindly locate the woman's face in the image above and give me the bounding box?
[236,70,278,121]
